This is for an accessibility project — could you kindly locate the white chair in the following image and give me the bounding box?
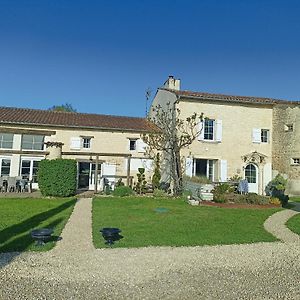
[7,177,17,192]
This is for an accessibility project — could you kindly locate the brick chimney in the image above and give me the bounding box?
[163,75,180,90]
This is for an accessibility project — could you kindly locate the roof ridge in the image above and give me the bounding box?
[0,106,148,120]
[160,87,300,104]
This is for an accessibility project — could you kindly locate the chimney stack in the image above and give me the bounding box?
[163,75,180,90]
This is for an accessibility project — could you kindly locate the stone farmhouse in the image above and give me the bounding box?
[150,76,300,196]
[0,107,156,191]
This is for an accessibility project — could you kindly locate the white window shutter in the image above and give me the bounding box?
[198,121,204,141]
[215,119,222,142]
[70,137,81,150]
[252,128,261,143]
[137,139,147,152]
[185,157,193,177]
[220,160,227,182]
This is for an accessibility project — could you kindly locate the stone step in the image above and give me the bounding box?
[200,192,214,201]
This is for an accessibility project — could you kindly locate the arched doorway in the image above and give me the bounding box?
[245,163,258,193]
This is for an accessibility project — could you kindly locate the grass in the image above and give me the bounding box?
[0,198,76,252]
[286,213,300,236]
[290,197,300,203]
[92,197,281,248]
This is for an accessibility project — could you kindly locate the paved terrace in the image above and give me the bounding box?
[0,199,300,299]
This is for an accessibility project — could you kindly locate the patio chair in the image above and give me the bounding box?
[7,177,17,192]
[19,179,28,192]
[0,177,4,192]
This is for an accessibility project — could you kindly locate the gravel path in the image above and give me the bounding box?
[52,198,94,253]
[0,199,300,299]
[264,202,300,243]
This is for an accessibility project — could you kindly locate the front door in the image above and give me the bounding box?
[78,162,90,189]
[245,163,258,193]
[89,163,102,190]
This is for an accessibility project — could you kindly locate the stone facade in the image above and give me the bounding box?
[150,76,300,196]
[0,123,153,191]
[273,105,300,195]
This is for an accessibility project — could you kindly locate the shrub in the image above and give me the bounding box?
[38,159,77,197]
[244,193,269,205]
[265,174,289,206]
[112,186,134,197]
[115,178,125,187]
[153,188,168,198]
[269,197,281,206]
[184,175,212,184]
[135,168,147,194]
[229,174,242,182]
[212,183,233,203]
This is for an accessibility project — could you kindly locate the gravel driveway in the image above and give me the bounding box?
[0,198,300,299]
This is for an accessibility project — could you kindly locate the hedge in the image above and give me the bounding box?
[38,159,77,197]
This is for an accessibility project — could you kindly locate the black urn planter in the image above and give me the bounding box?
[31,228,54,246]
[100,228,122,246]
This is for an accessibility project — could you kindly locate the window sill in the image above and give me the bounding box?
[200,140,221,144]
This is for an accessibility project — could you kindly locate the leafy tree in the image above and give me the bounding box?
[142,102,203,196]
[49,103,77,112]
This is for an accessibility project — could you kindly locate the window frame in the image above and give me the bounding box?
[0,133,14,149]
[129,139,137,151]
[20,157,42,183]
[291,158,300,166]
[0,156,11,177]
[285,124,294,132]
[82,137,91,149]
[261,129,270,143]
[21,134,45,151]
[203,119,215,141]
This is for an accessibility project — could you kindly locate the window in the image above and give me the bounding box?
[0,158,11,176]
[129,139,137,151]
[22,135,44,150]
[82,138,91,149]
[292,158,300,165]
[20,159,41,183]
[0,133,13,149]
[285,124,294,132]
[245,164,257,183]
[204,119,214,140]
[261,129,269,143]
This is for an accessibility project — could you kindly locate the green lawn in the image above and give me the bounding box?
[0,198,76,252]
[92,197,281,248]
[290,197,300,203]
[286,214,300,235]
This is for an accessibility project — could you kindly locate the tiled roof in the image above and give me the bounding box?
[162,88,300,105]
[0,106,158,132]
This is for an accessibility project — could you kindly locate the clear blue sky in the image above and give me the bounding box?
[0,0,300,117]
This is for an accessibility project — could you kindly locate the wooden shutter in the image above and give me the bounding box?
[70,137,81,150]
[215,119,222,142]
[185,157,193,177]
[137,139,147,152]
[220,160,227,182]
[197,121,204,141]
[252,128,261,143]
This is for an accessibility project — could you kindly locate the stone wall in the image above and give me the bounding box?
[272,105,300,195]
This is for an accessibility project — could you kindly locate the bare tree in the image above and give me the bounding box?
[142,102,203,196]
